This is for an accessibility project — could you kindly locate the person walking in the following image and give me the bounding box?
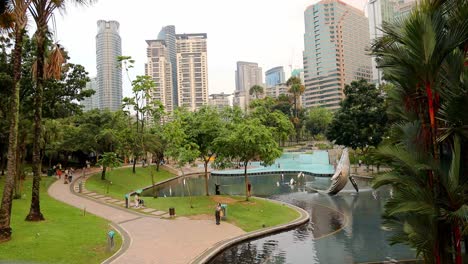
[134,194,140,208]
[247,181,252,197]
[215,203,222,225]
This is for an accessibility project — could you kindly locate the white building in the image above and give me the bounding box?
[233,61,263,111]
[176,33,209,111]
[96,20,122,111]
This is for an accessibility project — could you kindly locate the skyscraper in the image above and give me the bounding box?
[368,0,417,84]
[175,33,209,111]
[303,0,372,110]
[145,39,174,115]
[233,61,263,111]
[157,26,178,107]
[96,20,122,111]
[265,66,285,88]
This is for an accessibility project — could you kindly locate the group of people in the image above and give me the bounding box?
[53,163,74,184]
[133,193,145,208]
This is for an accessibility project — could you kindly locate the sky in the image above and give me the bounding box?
[52,0,367,98]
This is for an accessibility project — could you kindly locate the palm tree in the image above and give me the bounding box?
[372,0,468,262]
[26,0,95,222]
[249,84,264,99]
[0,0,31,242]
[286,76,305,143]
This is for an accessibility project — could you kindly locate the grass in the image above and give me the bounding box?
[0,176,121,264]
[85,166,174,200]
[141,195,299,232]
[86,166,300,232]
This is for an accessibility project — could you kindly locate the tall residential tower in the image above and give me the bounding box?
[233,61,263,111]
[145,39,174,115]
[96,20,122,111]
[303,0,372,110]
[176,33,209,111]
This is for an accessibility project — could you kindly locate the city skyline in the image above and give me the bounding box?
[54,0,368,99]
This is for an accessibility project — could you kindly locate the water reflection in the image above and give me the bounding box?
[145,174,416,263]
[209,188,416,263]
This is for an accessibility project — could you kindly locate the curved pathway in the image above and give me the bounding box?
[48,171,245,264]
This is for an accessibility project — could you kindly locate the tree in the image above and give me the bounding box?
[305,107,333,139]
[187,106,224,196]
[162,109,200,176]
[371,0,468,262]
[96,152,121,181]
[249,84,264,99]
[286,76,305,142]
[0,0,30,241]
[326,79,387,155]
[217,119,282,201]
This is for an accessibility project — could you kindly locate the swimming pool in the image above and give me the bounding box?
[211,151,335,177]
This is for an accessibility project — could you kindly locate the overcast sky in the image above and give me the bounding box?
[52,0,367,98]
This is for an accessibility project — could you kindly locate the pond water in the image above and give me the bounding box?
[144,173,416,263]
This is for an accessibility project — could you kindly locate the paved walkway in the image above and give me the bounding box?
[48,169,245,264]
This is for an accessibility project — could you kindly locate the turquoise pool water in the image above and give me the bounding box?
[212,151,335,176]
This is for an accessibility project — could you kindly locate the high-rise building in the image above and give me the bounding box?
[233,61,263,111]
[209,93,231,110]
[157,26,178,107]
[96,20,122,111]
[266,83,289,99]
[81,77,99,111]
[303,0,372,110]
[368,0,417,84]
[265,66,285,88]
[175,33,209,111]
[145,39,174,115]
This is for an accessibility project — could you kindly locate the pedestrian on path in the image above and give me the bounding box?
[215,203,221,225]
[134,194,140,208]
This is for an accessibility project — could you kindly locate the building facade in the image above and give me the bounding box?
[157,26,178,107]
[368,0,417,84]
[96,20,122,111]
[209,93,231,110]
[145,39,174,115]
[265,66,285,88]
[233,61,263,111]
[265,83,289,99]
[175,33,209,111]
[82,77,99,111]
[303,0,372,110]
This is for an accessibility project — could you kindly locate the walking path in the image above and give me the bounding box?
[48,168,245,264]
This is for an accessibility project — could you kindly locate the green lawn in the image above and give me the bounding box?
[142,195,300,232]
[0,176,121,263]
[85,166,174,200]
[86,166,300,232]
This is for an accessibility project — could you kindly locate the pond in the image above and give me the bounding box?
[144,151,417,263]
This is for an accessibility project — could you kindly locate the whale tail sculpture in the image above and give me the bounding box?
[327,148,350,195]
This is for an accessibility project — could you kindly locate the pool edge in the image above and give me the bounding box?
[188,197,310,264]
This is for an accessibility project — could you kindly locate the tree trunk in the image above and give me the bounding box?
[101,167,106,181]
[26,34,45,222]
[132,158,137,174]
[0,25,27,239]
[204,159,209,196]
[0,151,4,176]
[244,161,248,201]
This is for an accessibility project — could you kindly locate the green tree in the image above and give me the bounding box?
[0,0,30,241]
[96,152,122,181]
[371,0,468,262]
[305,107,333,139]
[249,84,264,99]
[217,119,282,201]
[326,79,387,155]
[286,76,305,142]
